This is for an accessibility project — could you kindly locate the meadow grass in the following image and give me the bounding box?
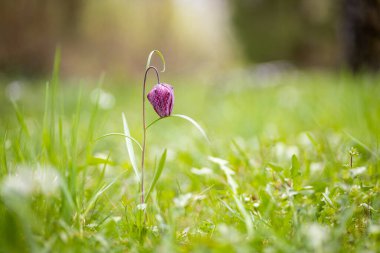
[0,68,379,252]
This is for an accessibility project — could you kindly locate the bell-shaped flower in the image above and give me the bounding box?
[147,83,174,118]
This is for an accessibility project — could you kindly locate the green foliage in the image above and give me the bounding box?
[122,112,140,181]
[0,71,379,252]
[145,149,167,202]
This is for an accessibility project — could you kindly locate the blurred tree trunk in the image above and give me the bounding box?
[341,0,380,72]
[0,0,83,76]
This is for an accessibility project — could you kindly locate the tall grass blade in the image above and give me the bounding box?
[122,113,140,181]
[10,101,30,137]
[83,172,125,218]
[344,130,379,158]
[60,178,76,215]
[209,156,253,238]
[290,154,300,178]
[1,131,8,174]
[146,149,167,201]
[42,82,50,152]
[49,48,61,149]
[86,74,104,157]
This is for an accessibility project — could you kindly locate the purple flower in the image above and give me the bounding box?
[147,83,174,117]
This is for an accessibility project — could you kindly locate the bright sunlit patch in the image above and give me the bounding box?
[91,88,115,110]
[369,224,380,235]
[1,165,60,197]
[349,166,367,177]
[310,162,324,175]
[274,142,299,161]
[5,80,24,102]
[302,223,330,250]
[34,166,61,196]
[137,203,147,210]
[297,132,313,147]
[1,169,34,197]
[190,167,213,175]
[174,193,192,208]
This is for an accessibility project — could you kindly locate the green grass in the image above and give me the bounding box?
[0,69,379,252]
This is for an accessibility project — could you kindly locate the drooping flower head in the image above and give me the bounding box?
[147,83,174,118]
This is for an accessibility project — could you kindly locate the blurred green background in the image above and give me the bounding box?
[0,0,362,79]
[1,2,380,252]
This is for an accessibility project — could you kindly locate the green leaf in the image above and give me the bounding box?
[146,50,166,72]
[172,114,210,143]
[60,178,76,214]
[145,149,167,201]
[88,156,115,166]
[122,113,140,181]
[268,162,283,172]
[290,154,300,178]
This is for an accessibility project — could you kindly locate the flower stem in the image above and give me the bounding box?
[141,66,160,212]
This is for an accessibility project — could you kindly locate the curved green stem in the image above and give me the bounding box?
[141,66,160,209]
[94,133,143,151]
[146,50,166,72]
[146,114,209,143]
[146,117,165,130]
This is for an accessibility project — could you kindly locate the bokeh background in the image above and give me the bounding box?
[1,2,380,252]
[1,0,379,79]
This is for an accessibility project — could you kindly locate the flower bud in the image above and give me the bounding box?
[147,83,174,117]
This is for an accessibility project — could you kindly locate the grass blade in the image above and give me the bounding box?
[122,113,140,181]
[209,156,253,238]
[290,154,300,178]
[83,172,125,218]
[172,114,209,143]
[1,131,8,175]
[11,101,30,137]
[344,130,379,158]
[145,149,167,201]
